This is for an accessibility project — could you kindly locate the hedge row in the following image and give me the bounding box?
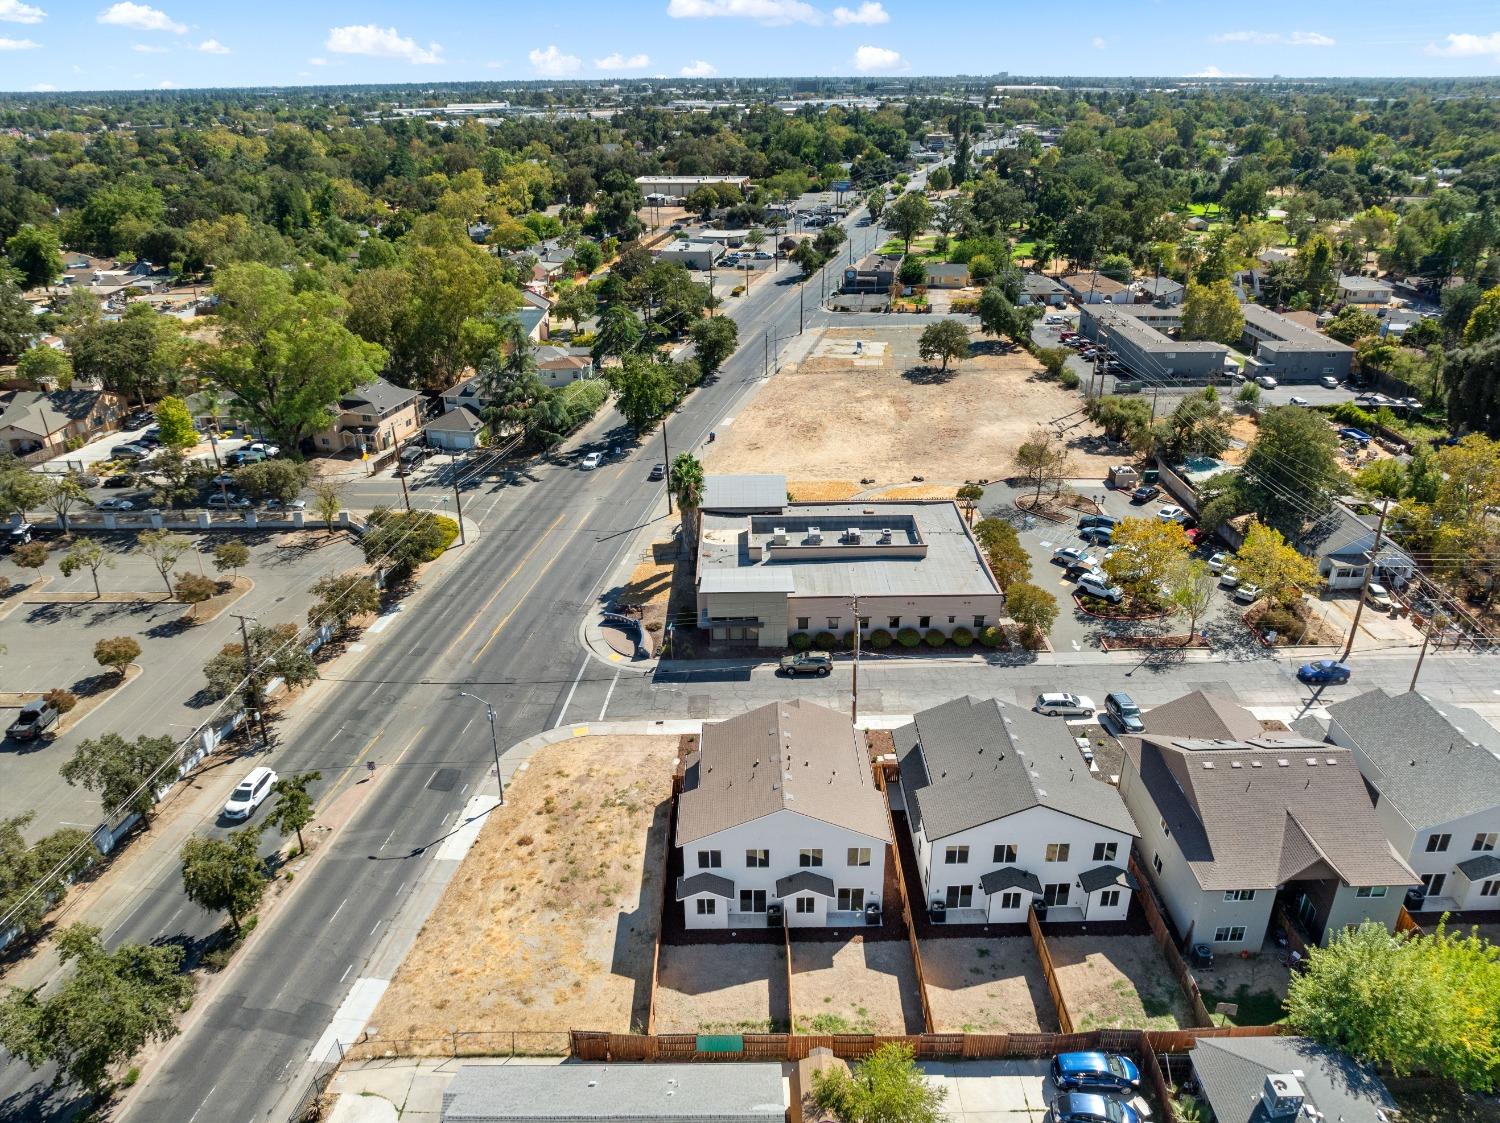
[786,626,1006,651]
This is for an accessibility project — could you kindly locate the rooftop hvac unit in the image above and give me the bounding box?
[1260,1074,1305,1119]
[771,527,787,545]
[807,526,822,544]
[880,528,893,543]
[846,527,862,543]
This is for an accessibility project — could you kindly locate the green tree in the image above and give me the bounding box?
[313,481,342,531]
[612,355,676,433]
[180,828,267,935]
[1155,391,1232,461]
[0,461,50,517]
[1086,396,1153,445]
[44,473,89,532]
[790,239,826,277]
[974,518,1031,591]
[360,507,453,583]
[865,188,887,223]
[152,395,197,451]
[136,529,193,598]
[0,923,196,1095]
[887,191,933,253]
[60,732,176,822]
[202,621,317,707]
[1006,582,1059,647]
[670,451,705,558]
[4,225,63,290]
[1166,559,1216,641]
[688,315,739,379]
[0,813,93,938]
[265,771,323,853]
[212,539,250,579]
[1180,279,1245,344]
[230,459,311,504]
[591,304,642,362]
[554,284,596,334]
[977,285,1039,345]
[917,319,970,373]
[16,345,73,389]
[307,571,381,634]
[93,635,141,679]
[1232,520,1320,608]
[1240,406,1345,535]
[59,537,115,599]
[1103,517,1192,605]
[0,275,36,364]
[66,302,190,406]
[1463,284,1500,345]
[813,1043,947,1123]
[1324,306,1380,345]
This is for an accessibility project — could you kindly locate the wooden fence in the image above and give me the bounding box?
[1396,905,1424,936]
[873,765,935,1033]
[644,767,686,1035]
[783,920,797,1034]
[1027,904,1074,1035]
[1128,854,1215,1028]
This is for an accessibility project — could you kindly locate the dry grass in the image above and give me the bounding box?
[362,736,677,1052]
[654,944,787,1034]
[922,937,1059,1034]
[787,480,862,502]
[1048,935,1195,1031]
[790,938,924,1035]
[870,484,960,500]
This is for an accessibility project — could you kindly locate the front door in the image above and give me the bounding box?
[944,885,973,909]
[837,888,864,912]
[1421,873,1447,898]
[739,889,767,913]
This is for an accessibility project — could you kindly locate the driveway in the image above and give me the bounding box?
[34,421,249,475]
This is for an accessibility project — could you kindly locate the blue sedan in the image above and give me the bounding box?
[1297,659,1351,685]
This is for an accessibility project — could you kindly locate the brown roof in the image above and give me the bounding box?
[1141,690,1263,740]
[1123,734,1417,891]
[1060,271,1126,296]
[1282,310,1321,330]
[538,355,590,370]
[676,700,890,846]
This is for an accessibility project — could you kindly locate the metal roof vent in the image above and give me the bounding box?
[1306,757,1318,766]
[1277,759,1290,767]
[1251,761,1263,768]
[1325,758,1338,765]
[1202,761,1215,769]
[1231,762,1243,769]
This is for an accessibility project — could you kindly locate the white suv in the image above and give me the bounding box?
[1034,693,1096,718]
[223,766,278,820]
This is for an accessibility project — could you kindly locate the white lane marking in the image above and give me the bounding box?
[187,1084,219,1123]
[553,655,590,728]
[598,670,620,721]
[340,963,353,983]
[329,896,348,923]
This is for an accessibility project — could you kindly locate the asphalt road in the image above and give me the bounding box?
[0,204,891,1123]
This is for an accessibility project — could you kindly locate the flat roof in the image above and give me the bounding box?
[702,474,786,511]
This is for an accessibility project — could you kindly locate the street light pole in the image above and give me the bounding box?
[1340,498,1391,664]
[458,692,505,805]
[661,418,673,515]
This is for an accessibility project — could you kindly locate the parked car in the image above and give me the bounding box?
[1052,1092,1141,1123]
[648,462,666,481]
[6,698,59,742]
[1034,693,1095,718]
[1104,692,1144,733]
[1319,375,1340,389]
[1233,582,1261,604]
[1130,485,1160,504]
[1080,525,1114,546]
[226,448,265,467]
[223,766,278,820]
[778,651,832,677]
[1218,566,1241,588]
[207,493,252,509]
[1365,583,1394,610]
[95,498,134,511]
[752,251,772,260]
[7,521,34,548]
[124,410,153,429]
[579,451,603,471]
[1078,514,1118,531]
[1051,1052,1141,1095]
[1206,552,1230,574]
[102,473,136,489]
[212,471,236,486]
[1076,573,1123,604]
[246,441,280,458]
[1288,396,1310,407]
[112,443,150,461]
[1255,375,1278,389]
[1155,505,1188,523]
[1052,545,1096,569]
[263,497,306,511]
[73,472,100,488]
[1297,659,1351,686]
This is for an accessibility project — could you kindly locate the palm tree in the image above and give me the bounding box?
[670,452,705,558]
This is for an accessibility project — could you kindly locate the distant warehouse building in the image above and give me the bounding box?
[693,474,1004,648]
[1239,304,1354,383]
[635,174,751,201]
[1079,304,1231,382]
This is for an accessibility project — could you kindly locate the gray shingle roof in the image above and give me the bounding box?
[343,378,419,415]
[1190,1036,1395,1123]
[440,1061,787,1123]
[775,870,835,897]
[896,697,1138,842]
[1123,732,1417,891]
[424,406,483,433]
[676,700,890,846]
[1142,690,1263,740]
[979,866,1043,895]
[1324,689,1500,830]
[1458,853,1500,881]
[1078,864,1136,894]
[701,474,787,512]
[676,873,734,900]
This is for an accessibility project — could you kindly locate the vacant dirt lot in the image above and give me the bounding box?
[654,944,788,1034]
[1048,935,1195,1031]
[922,937,1059,1034]
[705,325,1112,493]
[790,937,924,1035]
[361,736,677,1053]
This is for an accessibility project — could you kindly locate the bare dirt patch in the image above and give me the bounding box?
[790,937,924,1035]
[922,937,1058,1034]
[706,325,1111,490]
[654,943,787,1033]
[1048,935,1194,1031]
[360,735,676,1053]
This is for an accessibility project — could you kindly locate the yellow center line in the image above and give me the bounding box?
[313,718,395,816]
[447,511,569,650]
[471,518,586,664]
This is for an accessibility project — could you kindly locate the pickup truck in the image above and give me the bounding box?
[7,698,59,742]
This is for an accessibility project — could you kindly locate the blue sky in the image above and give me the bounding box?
[3,0,1500,93]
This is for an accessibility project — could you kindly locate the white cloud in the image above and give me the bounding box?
[1210,29,1334,46]
[528,44,582,75]
[131,42,167,52]
[667,0,821,26]
[594,51,650,69]
[0,0,46,25]
[197,38,228,54]
[852,44,905,72]
[31,82,56,90]
[680,59,718,77]
[308,56,326,65]
[1425,32,1500,60]
[1091,36,1106,49]
[0,34,38,48]
[1186,65,1249,78]
[97,3,185,33]
[157,79,175,88]
[326,24,443,65]
[831,1,887,26]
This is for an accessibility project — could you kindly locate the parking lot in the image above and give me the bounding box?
[915,1058,1155,1123]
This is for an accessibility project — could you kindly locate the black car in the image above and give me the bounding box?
[1130,485,1160,504]
[1078,514,1118,531]
[124,410,153,429]
[7,698,59,742]
[102,473,136,488]
[1104,692,1144,733]
[1080,526,1113,546]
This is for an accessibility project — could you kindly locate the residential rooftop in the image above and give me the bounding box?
[1191,1036,1397,1123]
[1091,307,1228,353]
[1241,303,1353,354]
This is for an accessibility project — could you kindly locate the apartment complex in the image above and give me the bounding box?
[1240,304,1354,383]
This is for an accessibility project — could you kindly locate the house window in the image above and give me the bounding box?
[999,891,1022,909]
[1482,881,1499,898]
[888,616,901,629]
[1159,817,1171,838]
[1356,886,1388,898]
[847,848,871,867]
[837,888,864,911]
[859,616,870,630]
[697,850,722,869]
[797,617,810,631]
[1474,833,1497,852]
[739,889,767,912]
[919,616,931,628]
[800,849,823,868]
[1153,853,1164,875]
[1224,890,1256,902]
[972,615,986,628]
[1421,873,1447,897]
[1098,889,1122,908]
[1043,883,1070,907]
[993,844,1018,864]
[1426,833,1452,853]
[827,617,840,630]
[795,896,816,914]
[1213,926,1248,943]
[1045,843,1070,862]
[696,899,716,916]
[944,845,969,865]
[1093,842,1118,862]
[947,616,956,625]
[746,849,769,868]
[945,885,973,908]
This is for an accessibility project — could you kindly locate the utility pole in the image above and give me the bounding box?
[458,693,506,805]
[1408,605,1447,693]
[850,591,861,724]
[1340,498,1390,664]
[232,613,268,749]
[661,418,673,514]
[451,474,466,546]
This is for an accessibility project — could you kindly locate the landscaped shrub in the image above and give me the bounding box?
[1059,370,1081,390]
[896,627,922,648]
[950,626,974,647]
[43,688,77,714]
[868,628,893,650]
[813,631,837,651]
[978,625,1005,648]
[1019,624,1045,650]
[923,629,946,647]
[1329,401,1375,428]
[789,631,813,651]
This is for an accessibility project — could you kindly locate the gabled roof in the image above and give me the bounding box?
[341,378,419,414]
[676,700,890,846]
[1078,864,1137,894]
[0,389,112,436]
[1458,854,1500,882]
[1324,689,1500,830]
[896,697,1138,842]
[979,866,1043,895]
[424,406,483,434]
[1122,731,1417,891]
[1060,270,1126,295]
[675,872,734,900]
[1142,690,1263,741]
[775,870,835,897]
[1190,1036,1395,1123]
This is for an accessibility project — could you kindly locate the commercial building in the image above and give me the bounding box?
[842,252,903,294]
[1240,304,1354,383]
[1079,305,1230,382]
[694,475,1004,648]
[656,240,725,271]
[635,174,751,201]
